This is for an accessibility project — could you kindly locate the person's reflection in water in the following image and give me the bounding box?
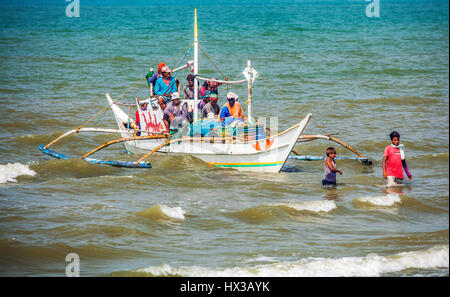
[323,187,343,202]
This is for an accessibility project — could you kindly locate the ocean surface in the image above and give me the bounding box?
[0,0,448,277]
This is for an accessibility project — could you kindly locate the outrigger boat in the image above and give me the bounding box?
[39,10,371,172]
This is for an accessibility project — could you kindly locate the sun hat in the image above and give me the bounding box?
[226,92,238,100]
[161,66,171,73]
[138,99,150,105]
[171,92,180,100]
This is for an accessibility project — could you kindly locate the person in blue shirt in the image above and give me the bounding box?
[154,66,178,97]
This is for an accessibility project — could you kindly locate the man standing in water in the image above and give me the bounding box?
[383,131,412,186]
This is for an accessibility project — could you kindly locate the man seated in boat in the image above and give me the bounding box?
[202,93,220,120]
[183,74,200,99]
[219,92,245,124]
[155,66,177,99]
[163,92,190,132]
[198,90,211,112]
[134,98,149,136]
[200,78,222,97]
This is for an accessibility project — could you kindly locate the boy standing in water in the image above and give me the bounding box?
[322,147,343,186]
[383,131,412,186]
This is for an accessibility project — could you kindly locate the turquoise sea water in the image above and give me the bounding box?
[0,0,448,277]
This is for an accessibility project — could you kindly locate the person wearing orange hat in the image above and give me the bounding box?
[147,62,166,87]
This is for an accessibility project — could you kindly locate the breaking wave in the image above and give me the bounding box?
[137,205,186,221]
[354,193,401,206]
[230,200,336,223]
[267,200,337,213]
[0,163,36,184]
[132,245,449,277]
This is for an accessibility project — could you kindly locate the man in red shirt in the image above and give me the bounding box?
[383,131,412,186]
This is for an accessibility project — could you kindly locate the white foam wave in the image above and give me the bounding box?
[136,245,449,277]
[160,205,186,220]
[0,163,36,184]
[356,193,401,206]
[245,255,277,263]
[268,200,337,213]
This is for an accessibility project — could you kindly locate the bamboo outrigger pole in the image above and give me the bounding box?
[43,128,134,150]
[297,134,372,165]
[81,134,168,160]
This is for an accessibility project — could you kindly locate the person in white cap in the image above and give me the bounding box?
[154,66,177,97]
[219,92,245,123]
[162,92,190,131]
[134,98,149,135]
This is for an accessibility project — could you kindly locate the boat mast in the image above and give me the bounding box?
[193,9,199,122]
[247,60,252,122]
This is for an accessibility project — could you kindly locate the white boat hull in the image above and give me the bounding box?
[107,94,311,173]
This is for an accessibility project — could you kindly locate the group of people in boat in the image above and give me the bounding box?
[140,63,246,132]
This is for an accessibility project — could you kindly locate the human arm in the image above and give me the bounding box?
[326,157,342,175]
[135,110,140,124]
[382,156,388,179]
[168,78,178,95]
[154,78,163,95]
[402,159,412,179]
[382,147,389,179]
[200,86,207,97]
[219,106,230,122]
[134,110,140,129]
[180,103,189,120]
[183,86,189,99]
[163,103,172,118]
[236,102,246,121]
[148,73,158,85]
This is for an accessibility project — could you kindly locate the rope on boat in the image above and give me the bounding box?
[195,76,247,85]
[198,45,227,79]
[163,42,194,67]
[115,102,136,107]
